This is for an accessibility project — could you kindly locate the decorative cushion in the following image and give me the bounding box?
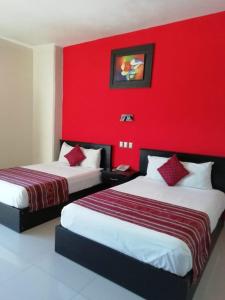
[64,145,86,166]
[157,155,189,186]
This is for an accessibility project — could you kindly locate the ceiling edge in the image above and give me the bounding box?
[0,34,33,49]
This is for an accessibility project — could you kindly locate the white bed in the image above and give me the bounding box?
[0,161,102,209]
[61,176,225,277]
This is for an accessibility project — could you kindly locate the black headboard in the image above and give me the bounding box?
[139,148,225,193]
[60,140,112,170]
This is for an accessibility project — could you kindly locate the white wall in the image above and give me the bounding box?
[54,46,63,160]
[33,44,62,163]
[0,38,33,168]
[0,40,62,167]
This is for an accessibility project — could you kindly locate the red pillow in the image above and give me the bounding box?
[157,155,189,186]
[64,145,86,166]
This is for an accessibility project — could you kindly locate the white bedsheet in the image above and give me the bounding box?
[0,162,101,209]
[61,176,225,276]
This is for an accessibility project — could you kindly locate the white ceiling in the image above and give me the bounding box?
[0,0,224,47]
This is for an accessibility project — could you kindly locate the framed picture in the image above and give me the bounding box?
[110,44,154,89]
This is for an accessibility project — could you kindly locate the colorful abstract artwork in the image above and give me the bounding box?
[110,44,154,88]
[114,54,145,81]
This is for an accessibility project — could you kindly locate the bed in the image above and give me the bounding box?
[0,140,111,232]
[55,148,225,300]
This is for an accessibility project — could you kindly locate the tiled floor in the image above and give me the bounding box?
[0,219,224,300]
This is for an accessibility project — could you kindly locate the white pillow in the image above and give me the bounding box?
[178,161,213,190]
[80,147,101,169]
[146,155,168,181]
[146,154,214,190]
[58,142,74,164]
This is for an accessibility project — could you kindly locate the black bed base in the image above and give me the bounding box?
[55,216,224,300]
[0,184,103,233]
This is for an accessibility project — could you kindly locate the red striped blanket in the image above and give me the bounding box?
[0,167,68,212]
[74,189,211,282]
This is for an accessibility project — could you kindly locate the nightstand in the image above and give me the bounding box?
[101,169,139,187]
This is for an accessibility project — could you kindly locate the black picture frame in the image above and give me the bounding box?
[110,44,154,89]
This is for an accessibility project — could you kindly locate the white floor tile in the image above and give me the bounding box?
[0,220,224,300]
[70,294,88,300]
[81,276,143,300]
[0,245,29,283]
[34,251,96,292]
[0,285,18,300]
[0,218,59,263]
[0,266,77,300]
[193,226,225,300]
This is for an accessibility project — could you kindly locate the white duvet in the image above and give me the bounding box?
[0,162,101,209]
[61,176,225,276]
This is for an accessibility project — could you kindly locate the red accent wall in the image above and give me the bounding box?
[62,12,225,170]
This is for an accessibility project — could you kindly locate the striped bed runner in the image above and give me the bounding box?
[0,167,68,212]
[74,189,211,282]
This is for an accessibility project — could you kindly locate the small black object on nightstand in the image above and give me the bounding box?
[101,169,139,188]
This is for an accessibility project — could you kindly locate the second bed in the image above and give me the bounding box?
[0,140,111,232]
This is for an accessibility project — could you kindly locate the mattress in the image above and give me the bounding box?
[61,176,225,277]
[0,161,101,209]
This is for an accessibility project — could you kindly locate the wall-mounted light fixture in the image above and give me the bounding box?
[120,114,134,122]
